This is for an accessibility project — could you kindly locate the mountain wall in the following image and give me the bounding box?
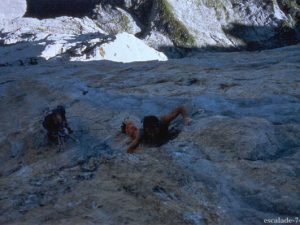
[0,16,167,64]
[23,0,300,53]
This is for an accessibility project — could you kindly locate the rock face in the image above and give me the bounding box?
[0,44,299,225]
[91,4,141,35]
[23,0,300,54]
[0,0,27,19]
[0,17,167,64]
[278,0,300,25]
[140,0,299,50]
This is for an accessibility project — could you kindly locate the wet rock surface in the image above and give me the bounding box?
[0,44,299,224]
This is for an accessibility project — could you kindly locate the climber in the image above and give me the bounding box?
[42,105,73,150]
[121,106,191,153]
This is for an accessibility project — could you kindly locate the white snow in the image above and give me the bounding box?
[273,1,287,20]
[71,32,167,62]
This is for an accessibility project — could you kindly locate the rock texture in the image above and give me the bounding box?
[0,44,299,225]
[91,4,141,35]
[141,0,299,50]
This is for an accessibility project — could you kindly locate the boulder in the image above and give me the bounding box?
[0,0,27,19]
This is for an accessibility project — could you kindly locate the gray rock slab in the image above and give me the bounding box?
[0,44,299,225]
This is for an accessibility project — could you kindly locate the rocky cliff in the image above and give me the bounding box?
[24,0,300,53]
[0,16,167,64]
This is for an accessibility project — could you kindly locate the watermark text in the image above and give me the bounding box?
[264,217,299,224]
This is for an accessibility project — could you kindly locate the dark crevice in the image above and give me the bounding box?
[25,0,102,19]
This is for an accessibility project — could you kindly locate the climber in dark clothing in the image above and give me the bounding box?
[121,106,191,153]
[42,106,73,146]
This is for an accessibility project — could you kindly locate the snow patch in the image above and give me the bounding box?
[273,1,287,20]
[72,32,167,62]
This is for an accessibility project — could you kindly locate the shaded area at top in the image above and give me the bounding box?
[25,0,102,18]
